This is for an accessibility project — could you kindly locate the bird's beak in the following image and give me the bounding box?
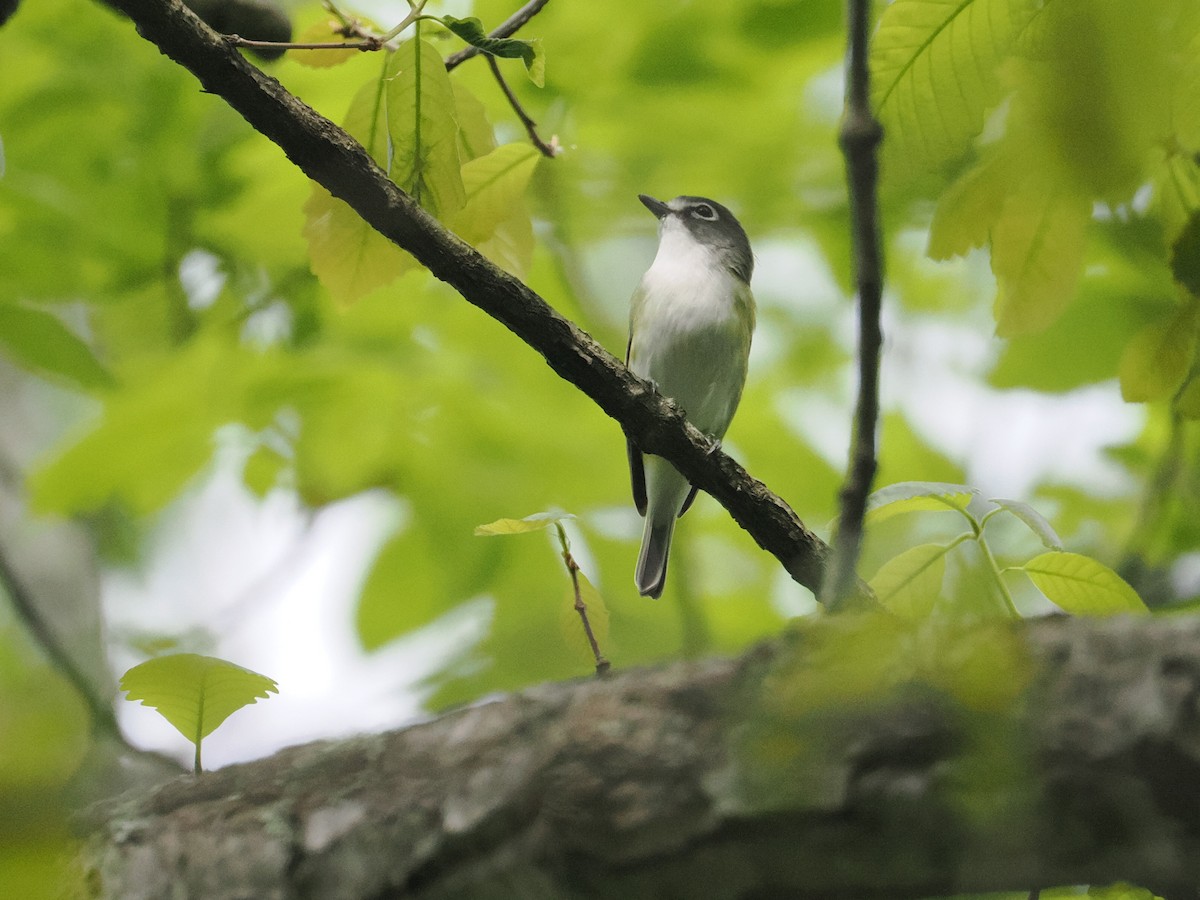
[638,194,670,219]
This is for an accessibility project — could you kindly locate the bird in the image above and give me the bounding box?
[626,194,756,598]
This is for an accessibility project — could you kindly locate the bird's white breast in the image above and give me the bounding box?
[628,220,753,438]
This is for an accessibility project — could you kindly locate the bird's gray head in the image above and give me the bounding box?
[639,194,754,284]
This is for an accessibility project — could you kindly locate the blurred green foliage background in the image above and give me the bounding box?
[1,0,1199,895]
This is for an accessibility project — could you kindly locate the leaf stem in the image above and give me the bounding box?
[554,523,610,676]
[485,55,558,157]
[972,519,1021,618]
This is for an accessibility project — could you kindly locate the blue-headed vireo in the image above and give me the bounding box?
[627,194,756,598]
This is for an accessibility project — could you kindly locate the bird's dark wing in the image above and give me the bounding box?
[627,437,647,516]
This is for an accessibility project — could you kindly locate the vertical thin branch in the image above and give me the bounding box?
[555,523,610,676]
[821,0,885,611]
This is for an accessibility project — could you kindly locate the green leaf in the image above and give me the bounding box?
[303,72,417,304]
[289,17,365,69]
[30,337,246,516]
[386,36,467,219]
[440,16,544,86]
[0,303,113,389]
[451,143,540,247]
[990,498,1063,550]
[475,511,574,536]
[871,0,1042,178]
[120,653,278,769]
[866,482,977,525]
[992,187,1091,337]
[927,153,1007,260]
[869,542,950,619]
[1117,302,1199,403]
[1022,551,1148,616]
[452,82,497,163]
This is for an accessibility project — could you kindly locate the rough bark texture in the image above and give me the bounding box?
[82,616,1200,899]
[96,0,834,598]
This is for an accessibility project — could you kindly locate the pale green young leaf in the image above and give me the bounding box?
[452,82,497,163]
[866,481,977,525]
[303,72,417,304]
[525,40,546,88]
[1086,882,1162,900]
[386,37,466,219]
[120,653,278,744]
[451,143,540,247]
[475,511,575,536]
[0,303,114,389]
[476,202,535,277]
[289,17,368,68]
[1117,303,1199,403]
[1155,155,1200,250]
[992,188,1091,337]
[927,153,1007,260]
[303,187,417,304]
[869,542,950,619]
[871,0,1042,178]
[990,498,1064,550]
[1022,551,1148,616]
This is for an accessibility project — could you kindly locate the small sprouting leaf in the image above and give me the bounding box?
[1117,303,1199,403]
[289,18,366,68]
[440,16,544,85]
[475,511,575,536]
[1022,551,1148,616]
[0,302,114,389]
[120,654,278,770]
[990,498,1064,551]
[865,482,977,525]
[869,542,950,619]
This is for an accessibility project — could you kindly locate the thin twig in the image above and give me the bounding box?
[228,36,382,52]
[555,523,610,675]
[0,539,128,742]
[820,0,885,611]
[486,54,558,158]
[445,0,553,71]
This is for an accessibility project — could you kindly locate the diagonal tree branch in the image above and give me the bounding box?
[97,0,849,602]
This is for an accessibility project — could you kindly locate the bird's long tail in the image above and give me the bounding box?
[635,515,675,599]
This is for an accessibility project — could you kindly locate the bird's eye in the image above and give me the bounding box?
[692,204,717,220]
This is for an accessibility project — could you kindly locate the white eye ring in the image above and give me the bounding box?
[692,204,717,220]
